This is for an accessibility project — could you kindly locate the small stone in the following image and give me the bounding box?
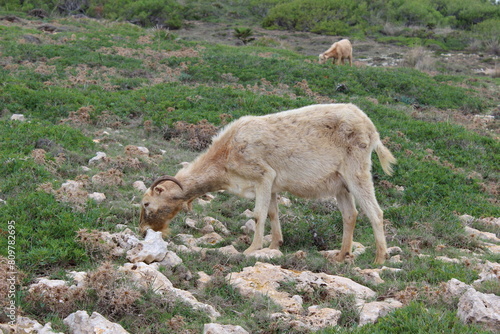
[11,114,26,121]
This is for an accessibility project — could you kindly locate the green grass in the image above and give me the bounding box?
[0,11,498,333]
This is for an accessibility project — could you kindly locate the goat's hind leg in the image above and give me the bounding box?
[268,193,283,249]
[348,173,388,264]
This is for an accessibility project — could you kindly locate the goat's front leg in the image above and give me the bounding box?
[335,186,358,262]
[244,173,275,254]
[268,193,283,249]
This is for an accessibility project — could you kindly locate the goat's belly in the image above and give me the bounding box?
[226,183,256,199]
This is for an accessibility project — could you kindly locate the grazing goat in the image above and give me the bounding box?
[140,104,396,264]
[319,39,353,66]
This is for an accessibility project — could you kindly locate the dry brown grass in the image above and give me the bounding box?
[402,47,436,72]
[24,262,141,319]
[164,119,219,151]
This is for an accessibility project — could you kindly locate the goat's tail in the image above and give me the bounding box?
[375,140,397,176]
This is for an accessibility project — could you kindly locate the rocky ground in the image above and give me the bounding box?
[2,145,500,333]
[176,21,499,75]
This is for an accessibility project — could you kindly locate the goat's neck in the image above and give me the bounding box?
[176,156,227,201]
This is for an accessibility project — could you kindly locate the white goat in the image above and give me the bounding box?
[140,103,396,264]
[319,39,353,66]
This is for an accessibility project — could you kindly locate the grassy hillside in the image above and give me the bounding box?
[0,10,499,334]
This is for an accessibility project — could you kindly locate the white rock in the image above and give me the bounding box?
[120,262,220,320]
[457,288,500,331]
[0,316,63,334]
[352,242,366,256]
[203,323,249,334]
[197,271,212,290]
[64,310,129,334]
[88,152,107,165]
[81,166,91,172]
[29,278,66,293]
[436,256,460,263]
[241,209,254,218]
[270,307,342,331]
[227,262,376,317]
[241,219,256,235]
[303,306,341,330]
[204,216,230,235]
[358,299,403,326]
[216,245,241,256]
[387,246,403,255]
[196,232,224,246]
[67,271,87,288]
[245,248,283,260]
[473,261,500,285]
[185,217,198,229]
[88,192,106,203]
[126,229,168,264]
[137,146,149,155]
[465,226,500,243]
[444,278,470,298]
[389,255,403,263]
[158,251,183,268]
[133,181,147,192]
[10,114,26,121]
[458,214,476,224]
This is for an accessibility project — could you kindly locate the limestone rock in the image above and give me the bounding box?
[88,192,106,203]
[474,261,500,285]
[241,219,256,235]
[271,306,341,331]
[227,262,376,319]
[457,288,500,331]
[358,298,403,326]
[157,251,183,268]
[120,262,220,320]
[185,218,198,229]
[133,181,147,192]
[125,145,149,157]
[241,209,253,218]
[203,323,249,334]
[67,271,87,288]
[64,310,129,334]
[197,271,212,290]
[465,226,500,243]
[216,245,241,256]
[204,216,230,235]
[88,152,107,165]
[10,114,26,121]
[0,316,63,334]
[196,232,224,246]
[245,248,283,260]
[444,278,470,299]
[126,229,168,264]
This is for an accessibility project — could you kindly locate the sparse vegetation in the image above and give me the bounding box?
[0,2,499,333]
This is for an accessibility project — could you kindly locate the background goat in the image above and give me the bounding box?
[140,103,396,264]
[319,39,353,66]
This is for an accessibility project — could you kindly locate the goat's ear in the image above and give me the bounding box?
[153,185,166,195]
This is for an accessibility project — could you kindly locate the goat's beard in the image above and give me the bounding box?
[139,206,173,235]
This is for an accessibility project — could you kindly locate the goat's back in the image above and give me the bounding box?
[213,103,384,198]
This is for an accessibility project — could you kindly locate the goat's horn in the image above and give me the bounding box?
[150,175,183,191]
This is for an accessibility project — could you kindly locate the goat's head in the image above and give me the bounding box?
[318,53,327,64]
[139,175,185,237]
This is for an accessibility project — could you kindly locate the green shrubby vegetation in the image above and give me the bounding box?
[1,0,499,51]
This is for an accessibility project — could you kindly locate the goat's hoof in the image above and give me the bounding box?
[335,253,354,264]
